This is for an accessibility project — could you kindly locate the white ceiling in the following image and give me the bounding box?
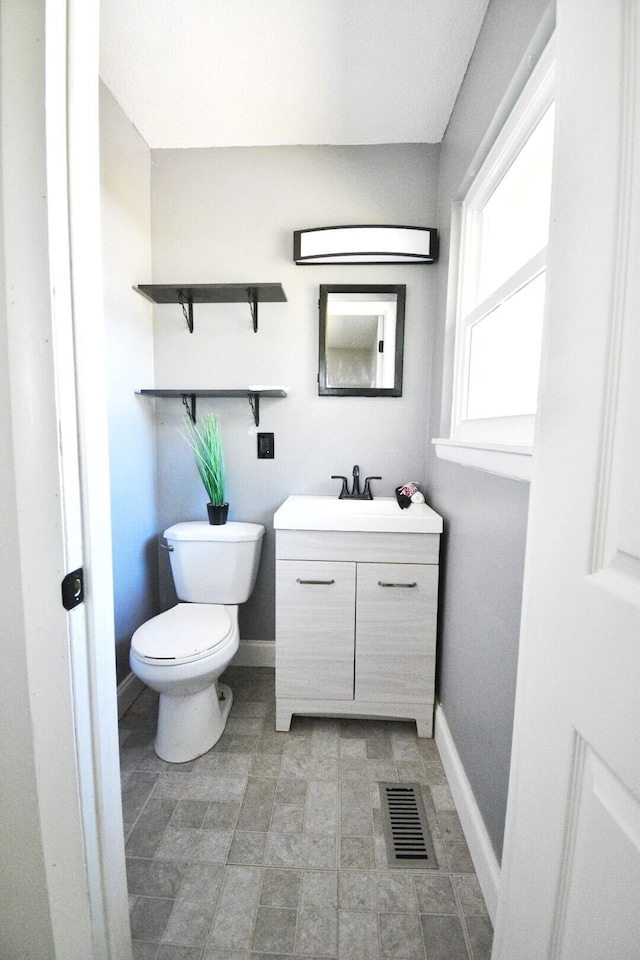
[99,0,489,150]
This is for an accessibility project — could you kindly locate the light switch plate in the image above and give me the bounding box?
[257,432,274,459]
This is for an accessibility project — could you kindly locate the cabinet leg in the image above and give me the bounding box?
[415,710,433,739]
[275,705,292,732]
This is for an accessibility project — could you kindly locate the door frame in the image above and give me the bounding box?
[2,0,132,955]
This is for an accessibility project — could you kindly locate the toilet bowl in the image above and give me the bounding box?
[129,520,265,762]
[130,603,240,762]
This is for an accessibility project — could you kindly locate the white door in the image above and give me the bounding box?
[493,1,640,957]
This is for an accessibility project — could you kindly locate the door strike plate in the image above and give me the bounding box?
[62,568,84,611]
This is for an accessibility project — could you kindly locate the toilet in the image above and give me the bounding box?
[130,520,265,763]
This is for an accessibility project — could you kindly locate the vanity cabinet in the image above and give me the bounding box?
[275,528,440,737]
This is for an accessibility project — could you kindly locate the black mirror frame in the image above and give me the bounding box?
[318,284,406,397]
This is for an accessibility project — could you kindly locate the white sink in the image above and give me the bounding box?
[273,495,443,534]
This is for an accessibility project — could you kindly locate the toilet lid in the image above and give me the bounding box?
[131,603,234,664]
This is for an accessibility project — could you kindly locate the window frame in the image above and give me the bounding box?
[434,37,556,481]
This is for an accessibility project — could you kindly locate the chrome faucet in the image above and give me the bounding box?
[331,465,381,500]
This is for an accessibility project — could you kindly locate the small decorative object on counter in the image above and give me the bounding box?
[182,413,228,524]
[395,481,423,509]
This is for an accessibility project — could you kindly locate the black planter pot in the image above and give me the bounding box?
[207,502,229,525]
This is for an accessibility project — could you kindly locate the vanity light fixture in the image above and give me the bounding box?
[293,225,438,265]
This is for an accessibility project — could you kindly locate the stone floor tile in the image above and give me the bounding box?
[338,910,381,960]
[260,867,302,907]
[125,799,177,858]
[275,778,308,805]
[271,801,305,834]
[366,760,398,782]
[430,784,456,811]
[129,896,174,942]
[339,871,417,913]
[225,716,264,737]
[122,772,161,822]
[338,758,369,781]
[444,840,475,873]
[423,761,448,786]
[201,949,249,960]
[202,800,241,831]
[366,738,393,759]
[296,901,338,956]
[236,777,277,832]
[413,875,458,915]
[339,738,367,759]
[396,760,430,784]
[311,720,340,758]
[340,781,373,837]
[227,830,267,864]
[250,754,282,778]
[251,905,297,953]
[465,915,494,960]
[379,911,425,959]
[207,865,263,952]
[183,774,248,803]
[280,755,338,781]
[282,736,312,757]
[132,940,159,960]
[454,876,489,916]
[263,833,337,870]
[438,810,465,841]
[170,799,210,829]
[230,698,270,718]
[156,945,202,960]
[155,826,232,864]
[420,914,470,960]
[126,858,186,899]
[340,836,376,870]
[304,780,338,835]
[391,738,423,761]
[178,862,225,902]
[163,897,215,946]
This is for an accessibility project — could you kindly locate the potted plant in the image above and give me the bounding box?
[183,413,228,524]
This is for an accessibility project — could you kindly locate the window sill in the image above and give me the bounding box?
[432,438,532,481]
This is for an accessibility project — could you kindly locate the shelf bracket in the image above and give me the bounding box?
[178,291,194,333]
[247,287,258,332]
[248,392,260,427]
[182,393,197,423]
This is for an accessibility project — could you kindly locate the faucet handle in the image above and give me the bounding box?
[331,475,349,499]
[363,476,382,499]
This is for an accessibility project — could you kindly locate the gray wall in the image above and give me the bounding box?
[149,144,440,642]
[426,0,553,861]
[100,83,159,683]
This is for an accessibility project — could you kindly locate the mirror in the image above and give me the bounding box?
[318,284,406,396]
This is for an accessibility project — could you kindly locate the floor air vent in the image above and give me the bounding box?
[379,783,438,869]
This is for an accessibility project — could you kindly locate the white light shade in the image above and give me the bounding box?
[293,225,438,264]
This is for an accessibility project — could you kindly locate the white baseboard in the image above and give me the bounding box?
[233,640,275,668]
[117,671,145,718]
[434,702,501,923]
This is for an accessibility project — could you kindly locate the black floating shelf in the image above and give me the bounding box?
[138,388,287,427]
[135,283,287,332]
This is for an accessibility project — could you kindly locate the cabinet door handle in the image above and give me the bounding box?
[296,578,335,585]
[377,580,417,588]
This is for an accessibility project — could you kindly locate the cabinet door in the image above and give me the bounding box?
[276,560,355,700]
[355,562,438,704]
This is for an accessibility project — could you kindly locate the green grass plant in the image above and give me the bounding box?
[182,413,226,505]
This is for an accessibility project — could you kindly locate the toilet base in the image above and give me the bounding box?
[154,682,233,763]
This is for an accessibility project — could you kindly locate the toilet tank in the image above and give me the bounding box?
[164,521,265,603]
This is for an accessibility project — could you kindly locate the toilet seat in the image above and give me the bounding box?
[131,603,234,665]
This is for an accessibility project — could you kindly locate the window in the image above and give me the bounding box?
[435,40,555,480]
